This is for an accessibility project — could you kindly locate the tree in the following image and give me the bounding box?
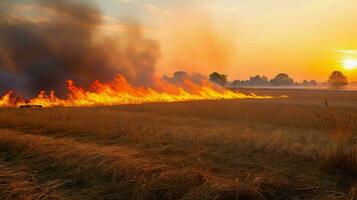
[302,80,317,87]
[232,80,242,87]
[163,71,206,85]
[171,71,189,83]
[328,71,348,89]
[209,72,227,86]
[269,73,294,86]
[232,75,269,87]
[249,75,269,86]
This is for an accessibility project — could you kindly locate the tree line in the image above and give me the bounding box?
[209,71,348,89]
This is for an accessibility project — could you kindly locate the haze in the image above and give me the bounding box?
[6,0,357,81]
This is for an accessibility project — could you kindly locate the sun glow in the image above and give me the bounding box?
[342,59,357,70]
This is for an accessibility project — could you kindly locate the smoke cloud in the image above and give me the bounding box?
[0,0,160,97]
[158,13,236,76]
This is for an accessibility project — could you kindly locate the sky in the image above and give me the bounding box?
[100,0,357,81]
[5,0,357,82]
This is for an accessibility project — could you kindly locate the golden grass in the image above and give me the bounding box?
[0,89,355,199]
[0,130,210,199]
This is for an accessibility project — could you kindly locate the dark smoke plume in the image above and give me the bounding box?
[0,0,160,97]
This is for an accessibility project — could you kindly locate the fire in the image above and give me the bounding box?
[0,91,15,107]
[0,75,273,108]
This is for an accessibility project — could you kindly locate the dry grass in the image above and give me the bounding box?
[0,89,356,199]
[317,100,357,177]
[0,162,67,200]
[0,130,214,199]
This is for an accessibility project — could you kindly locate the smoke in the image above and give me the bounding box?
[163,71,206,85]
[0,0,160,97]
[158,13,236,75]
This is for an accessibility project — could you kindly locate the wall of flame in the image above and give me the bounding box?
[0,75,272,108]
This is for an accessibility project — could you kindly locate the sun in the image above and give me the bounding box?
[342,59,357,70]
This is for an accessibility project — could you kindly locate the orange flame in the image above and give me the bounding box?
[0,75,273,108]
[0,91,15,107]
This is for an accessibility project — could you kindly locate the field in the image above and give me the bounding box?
[0,89,356,200]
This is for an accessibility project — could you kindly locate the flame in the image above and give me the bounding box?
[0,75,273,108]
[0,91,15,107]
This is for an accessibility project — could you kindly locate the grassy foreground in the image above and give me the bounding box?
[0,89,356,199]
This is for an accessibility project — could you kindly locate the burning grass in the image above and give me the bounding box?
[0,75,272,108]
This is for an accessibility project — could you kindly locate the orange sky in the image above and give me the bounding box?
[132,0,357,81]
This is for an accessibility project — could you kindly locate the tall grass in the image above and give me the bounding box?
[316,100,356,176]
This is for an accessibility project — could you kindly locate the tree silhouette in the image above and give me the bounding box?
[232,75,269,87]
[209,72,227,86]
[328,71,348,89]
[269,73,294,86]
[249,75,269,86]
[302,80,317,87]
